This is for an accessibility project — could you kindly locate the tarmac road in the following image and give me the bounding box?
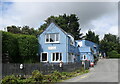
[63,59,119,82]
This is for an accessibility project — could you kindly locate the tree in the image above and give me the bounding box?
[21,26,30,35]
[7,25,39,36]
[38,14,83,40]
[2,32,19,63]
[85,30,99,44]
[100,33,120,58]
[2,31,38,63]
[7,25,21,34]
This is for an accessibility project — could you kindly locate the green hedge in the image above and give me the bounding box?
[2,31,38,63]
[107,50,120,58]
[17,35,38,63]
[2,31,19,63]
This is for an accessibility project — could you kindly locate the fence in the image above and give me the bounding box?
[2,61,89,77]
[84,60,90,69]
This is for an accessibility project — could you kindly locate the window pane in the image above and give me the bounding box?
[56,53,59,61]
[52,53,55,61]
[50,34,55,42]
[56,34,59,41]
[60,53,62,61]
[46,34,49,42]
[42,53,47,61]
[83,55,86,59]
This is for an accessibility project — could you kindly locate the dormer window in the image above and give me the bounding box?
[94,45,97,49]
[78,41,82,47]
[45,33,59,43]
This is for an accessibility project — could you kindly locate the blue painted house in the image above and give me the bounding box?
[38,22,79,63]
[38,22,99,63]
[76,40,99,62]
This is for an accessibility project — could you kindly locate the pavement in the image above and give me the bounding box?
[62,59,119,82]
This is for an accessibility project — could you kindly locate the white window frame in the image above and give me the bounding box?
[51,52,62,62]
[41,52,48,62]
[83,55,86,60]
[45,33,60,43]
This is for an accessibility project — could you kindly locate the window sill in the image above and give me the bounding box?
[41,61,48,62]
[45,42,60,44]
[51,61,61,63]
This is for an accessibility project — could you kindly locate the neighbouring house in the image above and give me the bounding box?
[76,40,99,63]
[38,22,80,63]
[38,22,99,63]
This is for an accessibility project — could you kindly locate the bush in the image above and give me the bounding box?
[17,34,38,63]
[32,70,43,82]
[17,78,35,84]
[117,54,120,58]
[61,72,68,76]
[50,70,62,82]
[107,50,119,58]
[2,31,38,63]
[2,75,35,84]
[2,32,19,63]
[2,68,89,83]
[2,75,18,84]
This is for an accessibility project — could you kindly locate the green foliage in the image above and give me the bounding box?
[107,50,120,58]
[104,33,119,43]
[2,75,35,84]
[100,33,120,58]
[17,35,38,63]
[6,14,83,39]
[61,72,69,76]
[2,31,38,63]
[7,25,21,34]
[2,69,89,83]
[117,42,120,54]
[2,75,18,84]
[7,25,39,36]
[17,78,35,84]
[2,32,19,63]
[85,30,99,44]
[39,14,83,40]
[50,70,62,82]
[117,54,120,58]
[32,70,43,82]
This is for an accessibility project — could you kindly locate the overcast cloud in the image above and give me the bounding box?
[0,1,118,39]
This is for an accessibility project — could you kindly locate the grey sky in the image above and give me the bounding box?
[0,1,118,39]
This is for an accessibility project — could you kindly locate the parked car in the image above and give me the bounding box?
[90,62,94,67]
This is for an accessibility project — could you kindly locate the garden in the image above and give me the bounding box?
[1,68,89,84]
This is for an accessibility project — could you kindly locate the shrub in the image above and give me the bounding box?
[32,70,43,82]
[61,72,68,76]
[2,31,38,63]
[2,75,18,84]
[50,70,62,82]
[17,34,38,63]
[2,32,19,63]
[17,78,35,84]
[107,50,119,58]
[117,54,120,58]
